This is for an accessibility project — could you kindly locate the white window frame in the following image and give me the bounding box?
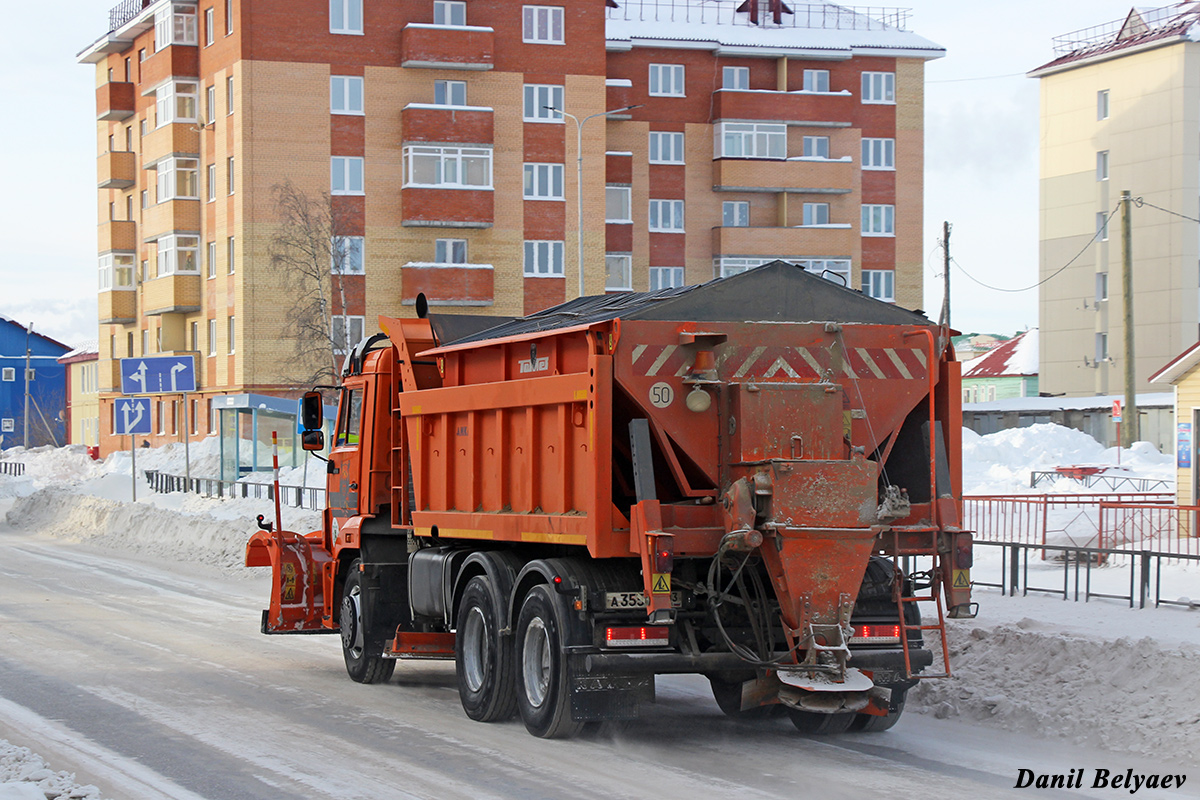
[227,156,235,194]
[861,71,895,104]
[1096,212,1109,242]
[435,238,468,264]
[722,201,749,227]
[606,186,632,223]
[649,131,684,164]
[207,163,216,201]
[802,135,829,159]
[331,76,364,115]
[228,315,236,354]
[803,69,830,92]
[433,0,466,25]
[861,269,895,302]
[154,4,197,51]
[434,80,466,106]
[154,80,199,127]
[226,76,234,115]
[98,253,136,292]
[524,240,565,277]
[1097,89,1110,121]
[225,0,233,34]
[1096,150,1109,181]
[605,254,632,291]
[227,235,236,273]
[156,234,201,276]
[207,241,217,278]
[332,235,365,274]
[155,156,199,201]
[861,204,895,237]
[649,199,684,233]
[1096,332,1108,361]
[649,267,684,290]
[0,419,13,433]
[524,84,564,122]
[206,85,216,123]
[524,163,565,200]
[208,319,217,355]
[722,66,749,90]
[649,64,685,97]
[0,368,12,382]
[330,0,363,34]
[523,5,564,44]
[861,138,895,170]
[204,7,214,45]
[332,156,365,194]
[403,146,493,189]
[715,122,786,159]
[1096,272,1109,302]
[333,316,366,355]
[802,202,829,226]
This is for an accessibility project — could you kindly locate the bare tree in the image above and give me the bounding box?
[269,181,353,387]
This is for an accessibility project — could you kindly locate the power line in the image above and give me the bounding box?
[1133,196,1200,223]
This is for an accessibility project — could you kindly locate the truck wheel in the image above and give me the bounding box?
[515,585,581,739]
[340,560,396,684]
[850,689,907,732]
[708,677,784,720]
[787,708,856,735]
[455,576,517,722]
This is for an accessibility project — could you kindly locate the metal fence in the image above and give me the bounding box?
[143,469,325,510]
[1098,502,1200,555]
[0,462,25,477]
[963,493,1174,550]
[606,0,908,30]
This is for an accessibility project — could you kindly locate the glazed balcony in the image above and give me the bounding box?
[142,199,201,238]
[401,104,493,144]
[98,290,136,325]
[401,23,494,70]
[140,44,199,91]
[712,157,853,193]
[711,89,852,123]
[97,81,136,121]
[99,150,137,189]
[143,273,202,316]
[711,224,854,257]
[141,123,199,168]
[99,220,138,252]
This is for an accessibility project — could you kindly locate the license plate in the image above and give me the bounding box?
[603,591,683,610]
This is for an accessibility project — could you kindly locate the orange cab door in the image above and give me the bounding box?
[329,380,367,521]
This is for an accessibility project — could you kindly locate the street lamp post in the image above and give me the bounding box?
[547,104,642,298]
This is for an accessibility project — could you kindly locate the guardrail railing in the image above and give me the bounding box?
[143,469,325,511]
[0,462,25,477]
[963,493,1175,550]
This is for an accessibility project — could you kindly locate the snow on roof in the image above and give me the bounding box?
[605,0,944,58]
[962,329,1038,378]
[60,340,99,360]
[964,391,1173,412]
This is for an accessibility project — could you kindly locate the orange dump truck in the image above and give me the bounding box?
[247,262,975,738]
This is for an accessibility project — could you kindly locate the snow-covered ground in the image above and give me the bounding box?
[0,424,1197,796]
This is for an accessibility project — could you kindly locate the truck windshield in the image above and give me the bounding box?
[335,389,362,446]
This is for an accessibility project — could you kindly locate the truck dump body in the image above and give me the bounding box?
[248,261,973,737]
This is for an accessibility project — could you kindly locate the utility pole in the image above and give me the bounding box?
[1121,190,1139,446]
[941,221,952,329]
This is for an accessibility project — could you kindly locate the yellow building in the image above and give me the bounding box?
[1149,342,1200,505]
[1031,5,1200,398]
[58,343,100,448]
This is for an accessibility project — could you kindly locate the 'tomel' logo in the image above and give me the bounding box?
[518,342,549,374]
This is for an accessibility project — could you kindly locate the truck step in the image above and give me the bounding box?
[385,631,456,660]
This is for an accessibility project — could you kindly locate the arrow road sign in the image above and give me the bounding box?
[114,398,152,435]
[120,356,196,394]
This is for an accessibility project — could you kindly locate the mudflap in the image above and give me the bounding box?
[246,529,333,633]
[570,673,654,722]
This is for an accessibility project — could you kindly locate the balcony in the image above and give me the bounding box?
[140,44,199,91]
[401,263,494,306]
[99,290,136,325]
[401,105,493,145]
[99,220,138,252]
[142,199,201,238]
[606,79,632,114]
[712,157,853,193]
[401,23,494,70]
[97,82,136,121]
[143,273,201,316]
[711,89,852,123]
[141,123,199,168]
[99,151,137,189]
[712,225,854,258]
[401,188,493,227]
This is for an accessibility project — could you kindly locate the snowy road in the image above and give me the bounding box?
[0,523,1196,800]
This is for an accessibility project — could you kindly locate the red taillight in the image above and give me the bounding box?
[850,624,901,644]
[956,533,973,569]
[605,626,669,647]
[653,534,674,574]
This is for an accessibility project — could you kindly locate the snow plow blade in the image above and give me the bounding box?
[246,529,332,633]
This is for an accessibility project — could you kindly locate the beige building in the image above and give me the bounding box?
[1031,4,1200,397]
[1149,341,1200,504]
[58,343,101,448]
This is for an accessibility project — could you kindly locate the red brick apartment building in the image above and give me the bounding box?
[79,0,943,454]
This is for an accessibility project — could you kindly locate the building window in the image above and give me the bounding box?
[332,316,366,354]
[1096,212,1109,242]
[206,85,216,123]
[1096,150,1109,181]
[225,0,233,33]
[802,135,829,159]
[524,84,564,121]
[862,138,895,170]
[0,369,13,382]
[862,269,895,302]
[228,316,236,353]
[649,199,684,232]
[605,254,632,291]
[523,5,564,43]
[403,146,492,189]
[0,419,12,433]
[155,157,199,201]
[715,122,786,159]
[227,235,236,273]
[141,260,149,281]
[433,0,466,25]
[435,238,467,264]
[332,236,365,273]
[861,71,895,104]
[434,80,466,106]
[141,190,148,208]
[649,131,684,164]
[649,64,685,97]
[190,321,199,351]
[154,4,197,51]
[330,0,363,33]
[649,267,684,290]
[208,319,216,355]
[716,256,850,281]
[207,163,216,201]
[523,163,564,200]
[330,76,364,115]
[722,66,749,90]
[802,202,829,226]
[1095,332,1108,361]
[332,156,366,194]
[524,241,564,276]
[98,254,135,291]
[156,400,166,434]
[157,234,201,275]
[861,204,895,236]
[226,77,234,114]
[1097,89,1110,120]
[803,69,830,92]
[1096,272,1108,302]
[207,241,216,277]
[204,7,214,45]
[227,157,235,194]
[722,201,749,227]
[142,330,149,355]
[154,81,199,127]
[606,186,632,222]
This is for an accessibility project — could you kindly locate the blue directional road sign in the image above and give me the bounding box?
[114,398,153,435]
[120,355,196,394]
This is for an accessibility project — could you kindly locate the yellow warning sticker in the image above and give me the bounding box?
[282,563,297,602]
[651,573,671,594]
[952,569,970,589]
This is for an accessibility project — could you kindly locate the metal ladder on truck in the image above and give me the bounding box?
[888,529,951,679]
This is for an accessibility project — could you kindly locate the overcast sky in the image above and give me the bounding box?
[0,0,1145,347]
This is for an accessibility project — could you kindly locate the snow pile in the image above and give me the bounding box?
[0,740,105,800]
[0,446,103,500]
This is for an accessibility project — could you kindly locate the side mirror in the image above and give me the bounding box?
[301,391,323,431]
[301,429,325,452]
